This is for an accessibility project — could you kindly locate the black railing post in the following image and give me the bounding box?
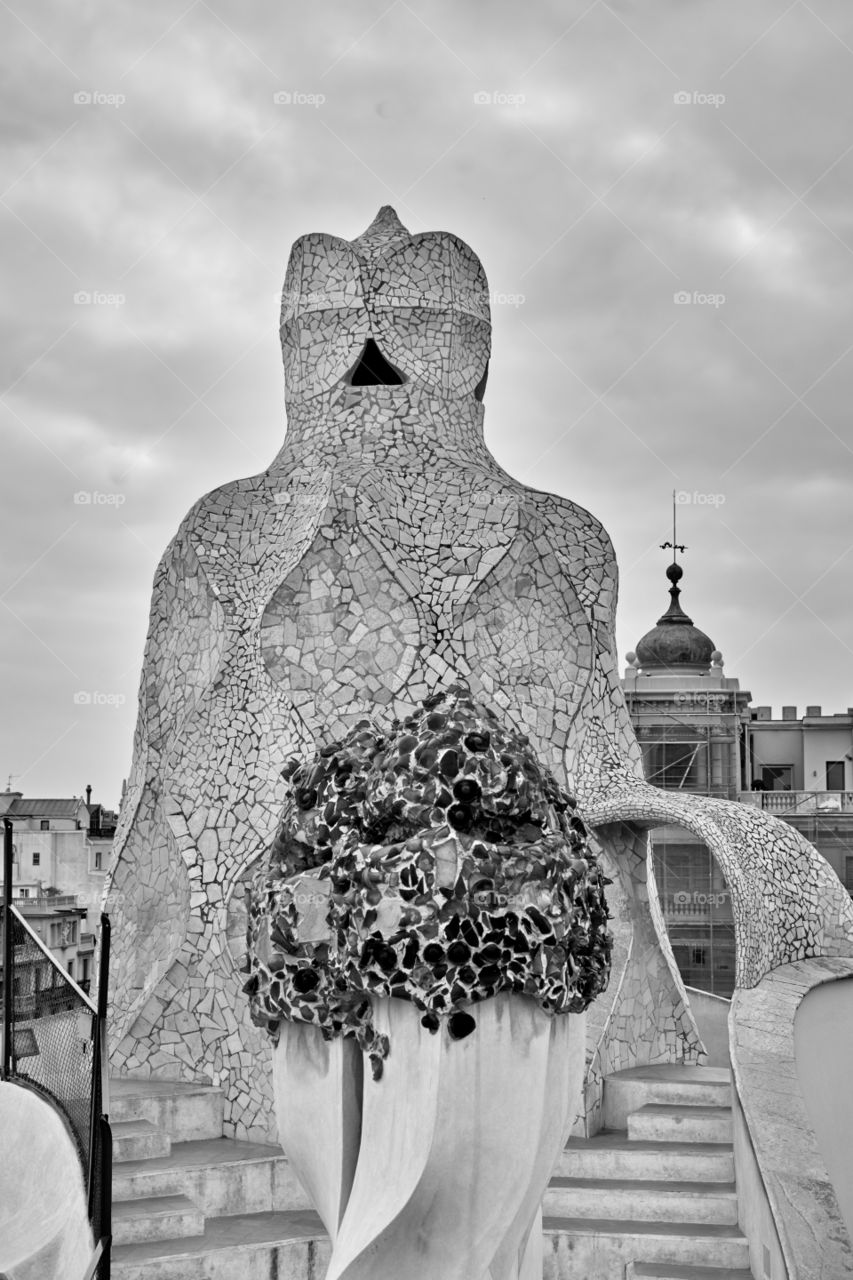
[96,913,110,1033]
[2,817,13,1080]
[87,913,111,1227]
[99,1114,112,1280]
[97,913,111,1131]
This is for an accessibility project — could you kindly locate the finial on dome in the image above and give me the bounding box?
[661,561,691,624]
[352,206,411,258]
[632,498,716,673]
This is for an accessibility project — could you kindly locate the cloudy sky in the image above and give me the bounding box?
[3,0,853,808]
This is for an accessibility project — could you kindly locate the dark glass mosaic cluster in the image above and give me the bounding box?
[244,684,612,1078]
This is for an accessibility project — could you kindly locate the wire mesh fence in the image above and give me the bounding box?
[1,906,97,1171]
[1,901,112,1277]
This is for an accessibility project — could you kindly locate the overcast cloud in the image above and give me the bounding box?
[2,0,852,807]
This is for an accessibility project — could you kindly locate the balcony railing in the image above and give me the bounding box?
[663,894,733,921]
[13,895,82,911]
[739,790,853,814]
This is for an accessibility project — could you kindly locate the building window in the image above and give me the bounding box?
[826,761,845,791]
[654,836,736,998]
[17,887,29,899]
[67,959,73,979]
[49,920,77,948]
[761,765,793,791]
[32,852,40,866]
[94,849,102,871]
[40,819,50,831]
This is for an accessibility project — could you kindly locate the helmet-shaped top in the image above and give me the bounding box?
[280,207,491,402]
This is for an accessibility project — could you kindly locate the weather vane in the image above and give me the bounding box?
[660,489,687,561]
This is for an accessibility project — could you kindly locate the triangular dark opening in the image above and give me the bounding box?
[346,338,406,386]
[473,361,489,402]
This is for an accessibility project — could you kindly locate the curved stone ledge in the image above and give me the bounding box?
[587,783,853,987]
[730,957,853,1280]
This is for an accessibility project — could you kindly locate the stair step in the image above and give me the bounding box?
[544,1177,738,1225]
[113,1120,171,1164]
[628,1105,733,1145]
[111,1208,328,1280]
[604,1066,732,1130]
[110,1077,225,1142]
[112,1195,205,1246]
[112,1136,312,1217]
[543,1218,749,1275]
[557,1135,735,1183]
[628,1264,755,1280]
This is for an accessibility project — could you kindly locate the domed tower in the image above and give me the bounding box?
[632,561,717,676]
[622,545,751,996]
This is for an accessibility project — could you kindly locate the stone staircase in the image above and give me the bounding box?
[109,1078,328,1279]
[109,1065,754,1280]
[543,1065,754,1280]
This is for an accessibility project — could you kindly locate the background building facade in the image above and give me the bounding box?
[0,789,115,992]
[622,560,853,996]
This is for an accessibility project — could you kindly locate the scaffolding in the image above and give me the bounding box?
[623,689,747,997]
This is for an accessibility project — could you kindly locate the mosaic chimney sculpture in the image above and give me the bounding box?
[246,684,609,1279]
[106,203,853,1225]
